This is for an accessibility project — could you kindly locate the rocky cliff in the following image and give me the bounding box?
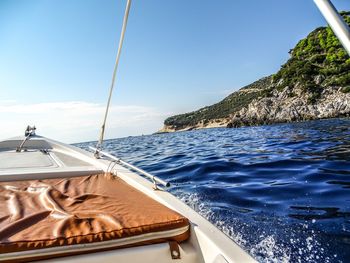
[229,84,350,128]
[160,12,350,132]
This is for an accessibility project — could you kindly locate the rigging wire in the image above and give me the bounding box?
[95,0,132,157]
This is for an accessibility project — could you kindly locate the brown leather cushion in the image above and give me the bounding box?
[0,173,189,257]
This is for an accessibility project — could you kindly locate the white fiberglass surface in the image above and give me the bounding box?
[0,151,57,169]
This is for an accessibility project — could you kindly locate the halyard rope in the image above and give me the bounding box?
[96,0,132,156]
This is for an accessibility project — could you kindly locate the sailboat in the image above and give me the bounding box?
[0,0,349,262]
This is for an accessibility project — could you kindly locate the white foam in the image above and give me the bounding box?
[175,191,337,263]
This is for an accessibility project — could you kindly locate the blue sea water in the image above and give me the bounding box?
[77,118,350,263]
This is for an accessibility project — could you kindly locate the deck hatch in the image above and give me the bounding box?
[0,151,57,169]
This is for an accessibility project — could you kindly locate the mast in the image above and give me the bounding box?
[314,0,350,55]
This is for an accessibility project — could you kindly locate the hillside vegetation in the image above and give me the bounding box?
[164,77,271,129]
[272,11,350,102]
[162,12,350,132]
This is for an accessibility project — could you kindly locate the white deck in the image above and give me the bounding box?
[0,136,103,181]
[0,151,56,169]
[0,135,256,263]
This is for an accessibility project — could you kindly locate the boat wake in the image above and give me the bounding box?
[176,191,337,263]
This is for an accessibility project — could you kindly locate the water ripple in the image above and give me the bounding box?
[76,118,350,262]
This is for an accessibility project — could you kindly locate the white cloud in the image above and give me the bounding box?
[0,101,168,143]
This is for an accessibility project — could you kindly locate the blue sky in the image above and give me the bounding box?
[0,0,349,143]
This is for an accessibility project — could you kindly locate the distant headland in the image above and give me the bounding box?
[159,12,350,133]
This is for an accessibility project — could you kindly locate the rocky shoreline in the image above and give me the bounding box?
[158,118,229,133]
[159,83,350,133]
[228,84,350,128]
[160,14,350,133]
